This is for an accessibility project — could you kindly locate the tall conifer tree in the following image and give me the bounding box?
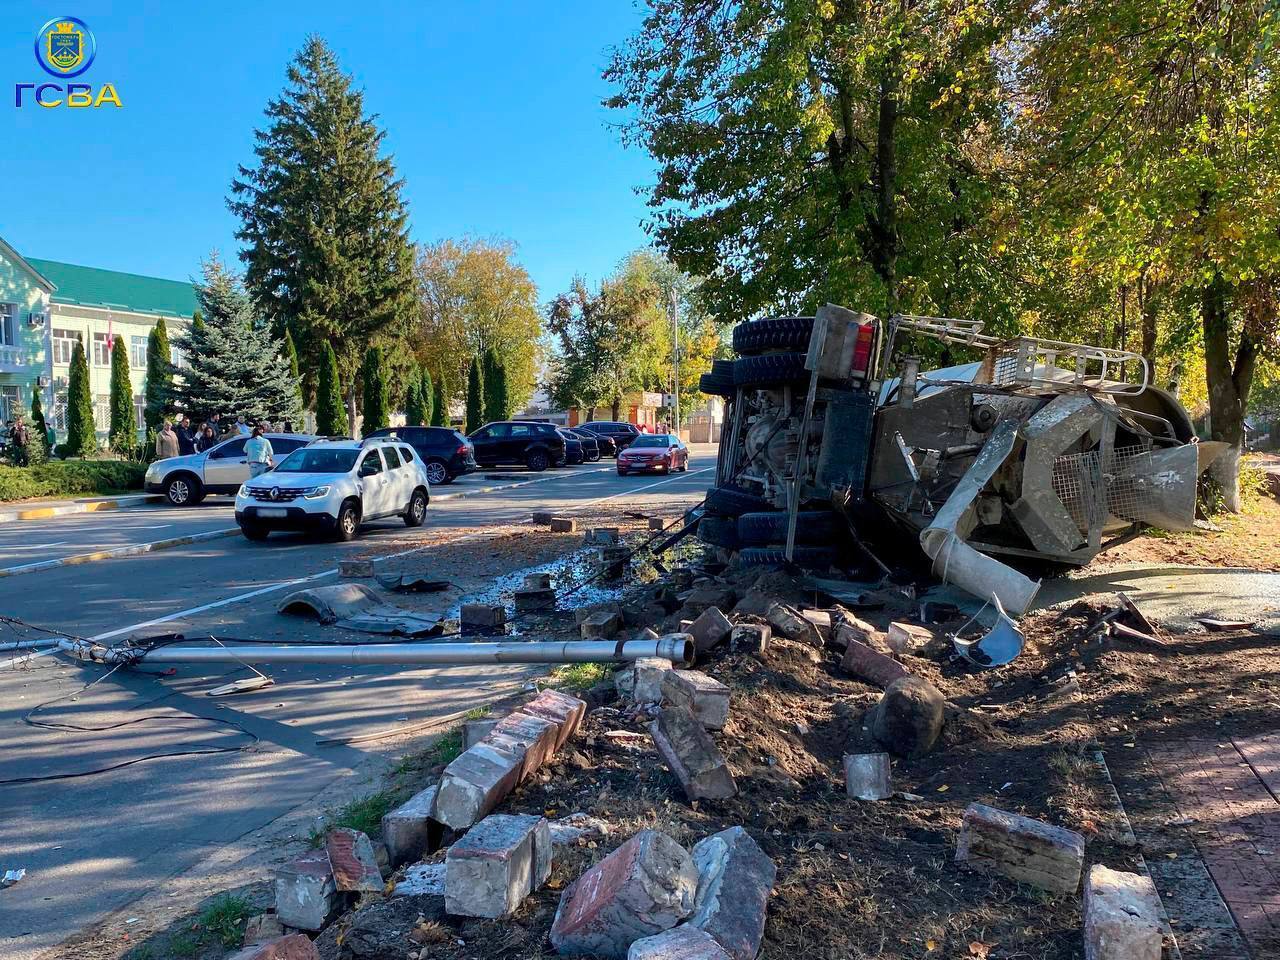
[465,356,484,433]
[316,343,346,436]
[144,317,174,431]
[108,335,135,456]
[361,346,389,435]
[65,340,96,458]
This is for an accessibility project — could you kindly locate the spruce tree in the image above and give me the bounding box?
[495,359,511,420]
[420,368,434,427]
[230,36,415,410]
[191,309,205,333]
[361,346,389,435]
[482,347,504,424]
[173,256,302,423]
[144,317,173,431]
[65,340,97,458]
[431,373,448,427]
[465,356,485,433]
[282,327,305,423]
[316,342,346,435]
[108,335,135,456]
[404,371,423,426]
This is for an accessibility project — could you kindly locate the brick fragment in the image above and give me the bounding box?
[766,602,822,646]
[225,934,319,960]
[582,610,624,638]
[687,826,776,960]
[628,927,731,959]
[648,517,666,531]
[382,785,441,868]
[521,688,587,749]
[550,829,698,958]
[460,603,506,633]
[1084,864,1163,960]
[274,850,336,931]
[462,718,499,749]
[956,803,1085,895]
[551,517,578,533]
[662,670,730,730]
[325,827,383,892]
[844,753,892,800]
[489,709,560,780]
[433,740,526,830]
[445,813,552,919]
[649,705,737,801]
[615,656,673,703]
[532,510,554,525]
[688,606,732,653]
[840,638,909,688]
[729,623,770,656]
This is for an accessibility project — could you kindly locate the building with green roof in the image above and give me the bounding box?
[0,242,198,439]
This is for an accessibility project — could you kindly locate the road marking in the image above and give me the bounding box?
[86,464,714,644]
[0,528,240,579]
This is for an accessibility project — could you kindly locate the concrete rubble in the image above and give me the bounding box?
[433,740,527,831]
[765,602,822,647]
[460,603,506,634]
[627,927,732,959]
[490,709,560,780]
[649,704,738,801]
[225,933,320,960]
[869,676,945,757]
[585,527,622,545]
[582,609,624,638]
[688,606,732,654]
[615,656,673,703]
[885,621,937,656]
[325,827,384,892]
[956,802,1086,895]
[522,688,588,749]
[686,826,776,960]
[728,622,770,656]
[445,813,552,919]
[1083,864,1164,960]
[390,861,445,897]
[844,753,893,800]
[550,829,700,958]
[274,849,336,931]
[462,717,499,749]
[839,637,909,688]
[551,517,578,533]
[661,670,730,730]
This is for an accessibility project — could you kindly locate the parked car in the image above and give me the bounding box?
[578,420,640,454]
[145,432,316,505]
[568,428,604,461]
[468,421,566,471]
[234,439,429,541]
[363,426,477,485]
[616,434,689,475]
[557,428,585,465]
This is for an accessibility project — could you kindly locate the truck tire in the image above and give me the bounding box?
[704,485,770,517]
[697,515,740,549]
[737,545,836,570]
[732,316,814,355]
[733,352,808,388]
[737,510,841,546]
[699,359,736,397]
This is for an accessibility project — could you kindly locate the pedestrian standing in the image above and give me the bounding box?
[175,416,197,455]
[9,416,29,466]
[236,415,250,437]
[245,424,274,478]
[155,420,179,459]
[197,424,218,452]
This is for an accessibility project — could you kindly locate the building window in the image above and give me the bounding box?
[92,332,111,366]
[93,394,110,431]
[0,303,14,347]
[130,335,148,368]
[51,392,68,433]
[0,385,20,421]
[52,328,80,365]
[170,344,184,369]
[134,395,146,430]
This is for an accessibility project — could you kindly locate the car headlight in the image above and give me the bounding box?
[303,485,331,499]
[236,483,248,497]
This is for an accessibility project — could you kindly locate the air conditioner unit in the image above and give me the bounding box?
[37,375,51,388]
[27,310,48,328]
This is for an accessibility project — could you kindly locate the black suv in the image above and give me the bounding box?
[578,420,640,454]
[363,426,477,485]
[468,421,566,471]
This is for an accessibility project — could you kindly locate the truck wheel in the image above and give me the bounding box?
[737,510,841,546]
[704,485,770,517]
[697,515,740,549]
[737,545,836,570]
[733,352,808,388]
[699,359,737,397]
[732,316,815,355]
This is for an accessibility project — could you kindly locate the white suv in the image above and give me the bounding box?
[234,439,430,541]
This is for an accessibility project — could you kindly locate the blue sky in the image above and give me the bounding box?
[1,1,658,300]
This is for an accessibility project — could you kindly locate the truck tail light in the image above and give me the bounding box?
[851,322,874,375]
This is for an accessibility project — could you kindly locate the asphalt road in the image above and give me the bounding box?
[0,453,716,960]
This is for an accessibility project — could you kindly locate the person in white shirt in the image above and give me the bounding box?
[244,425,274,478]
[236,415,251,437]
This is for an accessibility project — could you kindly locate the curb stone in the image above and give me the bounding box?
[0,527,240,578]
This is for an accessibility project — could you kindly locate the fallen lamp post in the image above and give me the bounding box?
[54,636,695,668]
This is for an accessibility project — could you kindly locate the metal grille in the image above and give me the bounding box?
[1051,449,1105,533]
[1051,443,1157,532]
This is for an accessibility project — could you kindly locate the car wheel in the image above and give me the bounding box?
[588,451,601,462]
[240,524,269,541]
[617,467,628,476]
[424,459,451,485]
[404,488,428,527]
[527,450,549,471]
[334,501,360,541]
[165,474,201,506]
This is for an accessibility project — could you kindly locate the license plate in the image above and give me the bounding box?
[256,508,287,518]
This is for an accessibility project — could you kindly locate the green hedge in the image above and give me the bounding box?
[0,461,147,503]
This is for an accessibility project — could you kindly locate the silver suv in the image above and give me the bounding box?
[145,433,316,505]
[234,439,431,541]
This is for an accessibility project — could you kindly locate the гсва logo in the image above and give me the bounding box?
[16,16,121,108]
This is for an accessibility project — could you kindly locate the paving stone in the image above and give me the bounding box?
[532,511,555,525]
[225,934,320,960]
[242,912,284,946]
[391,861,445,897]
[524,571,553,589]
[338,559,374,578]
[582,610,624,639]
[382,785,442,868]
[433,740,526,830]
[689,607,732,654]
[840,638,909,688]
[551,517,578,533]
[956,802,1086,895]
[844,753,893,801]
[627,927,732,959]
[1084,864,1163,960]
[687,826,777,960]
[550,829,699,958]
[616,656,674,704]
[649,704,737,801]
[489,710,560,780]
[460,603,506,633]
[800,609,833,642]
[514,587,557,611]
[463,718,500,749]
[648,517,666,531]
[869,676,945,757]
[445,813,551,919]
[662,670,730,730]
[275,850,336,931]
[326,827,383,892]
[585,527,622,545]
[729,623,771,656]
[521,688,588,749]
[766,602,822,647]
[885,621,936,656]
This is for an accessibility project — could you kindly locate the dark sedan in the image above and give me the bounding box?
[567,429,604,461]
[557,428,585,465]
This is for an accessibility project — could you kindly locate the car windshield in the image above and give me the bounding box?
[630,435,671,448]
[275,448,360,473]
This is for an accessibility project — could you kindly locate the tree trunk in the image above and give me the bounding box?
[346,390,358,440]
[1201,273,1257,512]
[586,406,596,422]
[611,399,622,422]
[870,74,900,314]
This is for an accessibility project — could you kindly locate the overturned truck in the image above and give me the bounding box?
[698,305,1225,614]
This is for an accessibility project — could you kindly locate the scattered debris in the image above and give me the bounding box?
[445,813,552,919]
[1197,616,1257,631]
[277,583,442,637]
[548,813,611,847]
[460,603,507,635]
[338,558,375,578]
[1083,864,1164,960]
[375,573,450,593]
[208,675,274,696]
[581,609,624,639]
[648,517,667,531]
[662,669,731,730]
[325,827,384,892]
[550,517,578,533]
[1,868,25,888]
[869,676,945,757]
[728,622,770,656]
[765,602,822,647]
[585,527,622,545]
[956,803,1085,895]
[686,826,777,960]
[275,849,337,931]
[844,753,893,801]
[688,606,732,654]
[951,593,1026,667]
[884,621,935,656]
[225,933,319,960]
[840,638,909,688]
[649,704,738,800]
